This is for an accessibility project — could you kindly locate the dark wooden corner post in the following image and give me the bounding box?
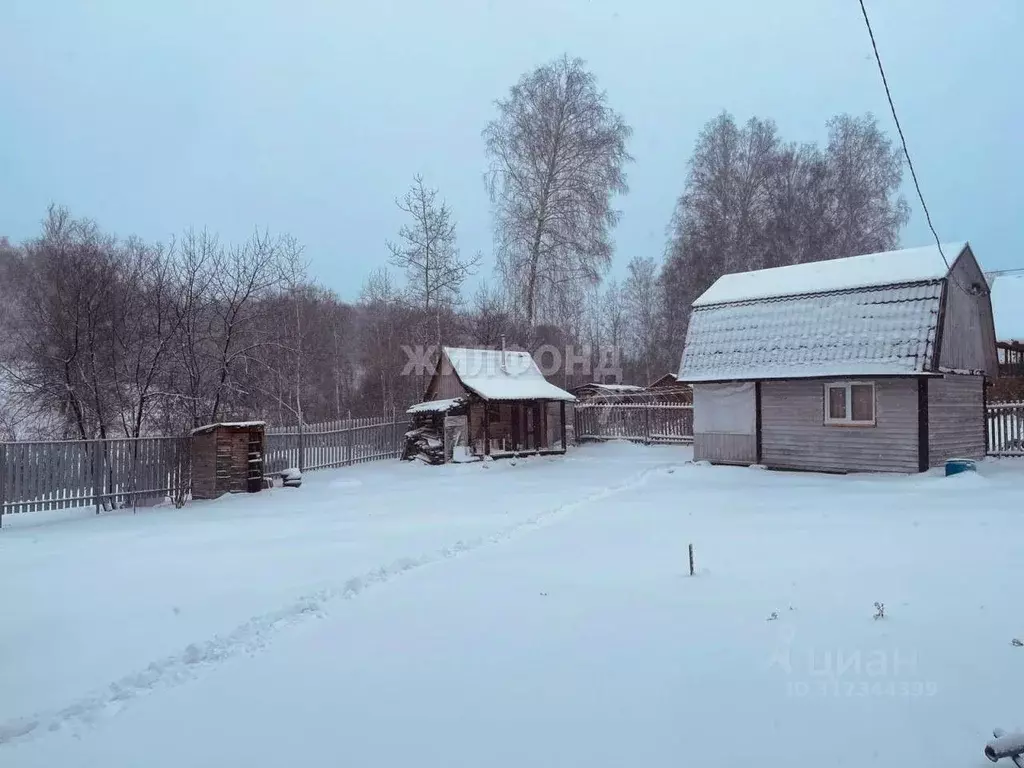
[754,381,763,464]
[560,400,567,450]
[483,400,491,456]
[917,377,930,472]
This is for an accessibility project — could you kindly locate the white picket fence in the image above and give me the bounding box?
[987,401,1024,456]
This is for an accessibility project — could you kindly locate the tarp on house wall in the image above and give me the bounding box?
[693,382,756,435]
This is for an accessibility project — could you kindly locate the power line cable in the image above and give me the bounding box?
[857,0,975,295]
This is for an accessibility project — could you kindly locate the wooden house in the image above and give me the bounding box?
[191,422,266,498]
[644,372,693,404]
[405,345,576,462]
[679,243,998,473]
[988,272,1024,401]
[570,382,645,403]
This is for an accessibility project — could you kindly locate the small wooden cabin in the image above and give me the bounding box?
[570,382,645,403]
[406,346,576,462]
[679,243,998,473]
[644,372,693,404]
[191,421,266,499]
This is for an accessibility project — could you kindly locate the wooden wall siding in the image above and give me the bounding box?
[939,250,999,376]
[425,353,468,400]
[693,432,757,464]
[546,402,564,449]
[191,433,218,499]
[193,426,263,499]
[760,379,920,473]
[928,374,986,464]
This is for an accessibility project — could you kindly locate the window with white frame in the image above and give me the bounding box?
[824,382,876,426]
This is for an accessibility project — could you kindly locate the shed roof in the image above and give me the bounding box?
[190,421,266,436]
[406,397,465,414]
[679,244,965,382]
[693,242,966,307]
[572,383,644,394]
[990,273,1024,344]
[442,347,575,402]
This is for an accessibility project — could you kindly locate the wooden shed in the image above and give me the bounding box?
[405,344,576,463]
[679,243,998,473]
[191,421,267,499]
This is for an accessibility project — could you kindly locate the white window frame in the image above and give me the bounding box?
[823,381,876,426]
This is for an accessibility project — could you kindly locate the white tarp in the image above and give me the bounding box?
[693,382,756,435]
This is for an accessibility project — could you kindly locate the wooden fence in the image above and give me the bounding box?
[987,401,1024,457]
[0,436,190,522]
[265,414,407,473]
[574,403,694,445]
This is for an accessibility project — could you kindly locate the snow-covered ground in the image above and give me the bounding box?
[3,443,1023,767]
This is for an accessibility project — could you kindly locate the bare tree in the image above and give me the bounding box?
[623,256,662,385]
[484,55,632,326]
[470,280,511,347]
[825,113,910,258]
[206,229,283,423]
[662,110,909,346]
[387,175,479,347]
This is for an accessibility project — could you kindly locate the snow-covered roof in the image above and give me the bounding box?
[647,372,679,388]
[573,383,644,393]
[443,347,575,402]
[679,283,942,382]
[693,243,967,307]
[990,273,1024,343]
[190,421,266,435]
[406,397,465,414]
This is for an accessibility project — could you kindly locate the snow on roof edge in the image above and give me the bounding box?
[191,421,266,435]
[693,243,967,307]
[441,346,575,402]
[406,398,465,414]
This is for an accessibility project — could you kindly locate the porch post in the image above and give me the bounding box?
[560,400,567,451]
[483,400,491,456]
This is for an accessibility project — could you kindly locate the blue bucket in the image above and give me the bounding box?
[945,458,977,476]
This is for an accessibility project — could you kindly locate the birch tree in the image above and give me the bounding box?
[484,55,632,326]
[623,256,661,385]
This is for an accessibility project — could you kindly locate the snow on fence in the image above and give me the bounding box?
[987,402,1024,457]
[574,403,694,445]
[265,414,407,474]
[0,436,190,522]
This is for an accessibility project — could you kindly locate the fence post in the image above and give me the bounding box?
[297,419,306,473]
[0,442,6,528]
[644,405,651,444]
[92,440,103,514]
[346,424,354,466]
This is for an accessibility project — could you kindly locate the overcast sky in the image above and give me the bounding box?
[2,0,1021,300]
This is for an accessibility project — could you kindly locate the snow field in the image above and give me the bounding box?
[3,444,1024,767]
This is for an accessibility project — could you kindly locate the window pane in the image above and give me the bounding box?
[828,386,847,419]
[851,385,874,422]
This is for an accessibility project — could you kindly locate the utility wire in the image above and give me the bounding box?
[857,0,974,295]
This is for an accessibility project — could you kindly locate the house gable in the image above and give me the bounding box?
[937,245,999,376]
[424,350,469,401]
